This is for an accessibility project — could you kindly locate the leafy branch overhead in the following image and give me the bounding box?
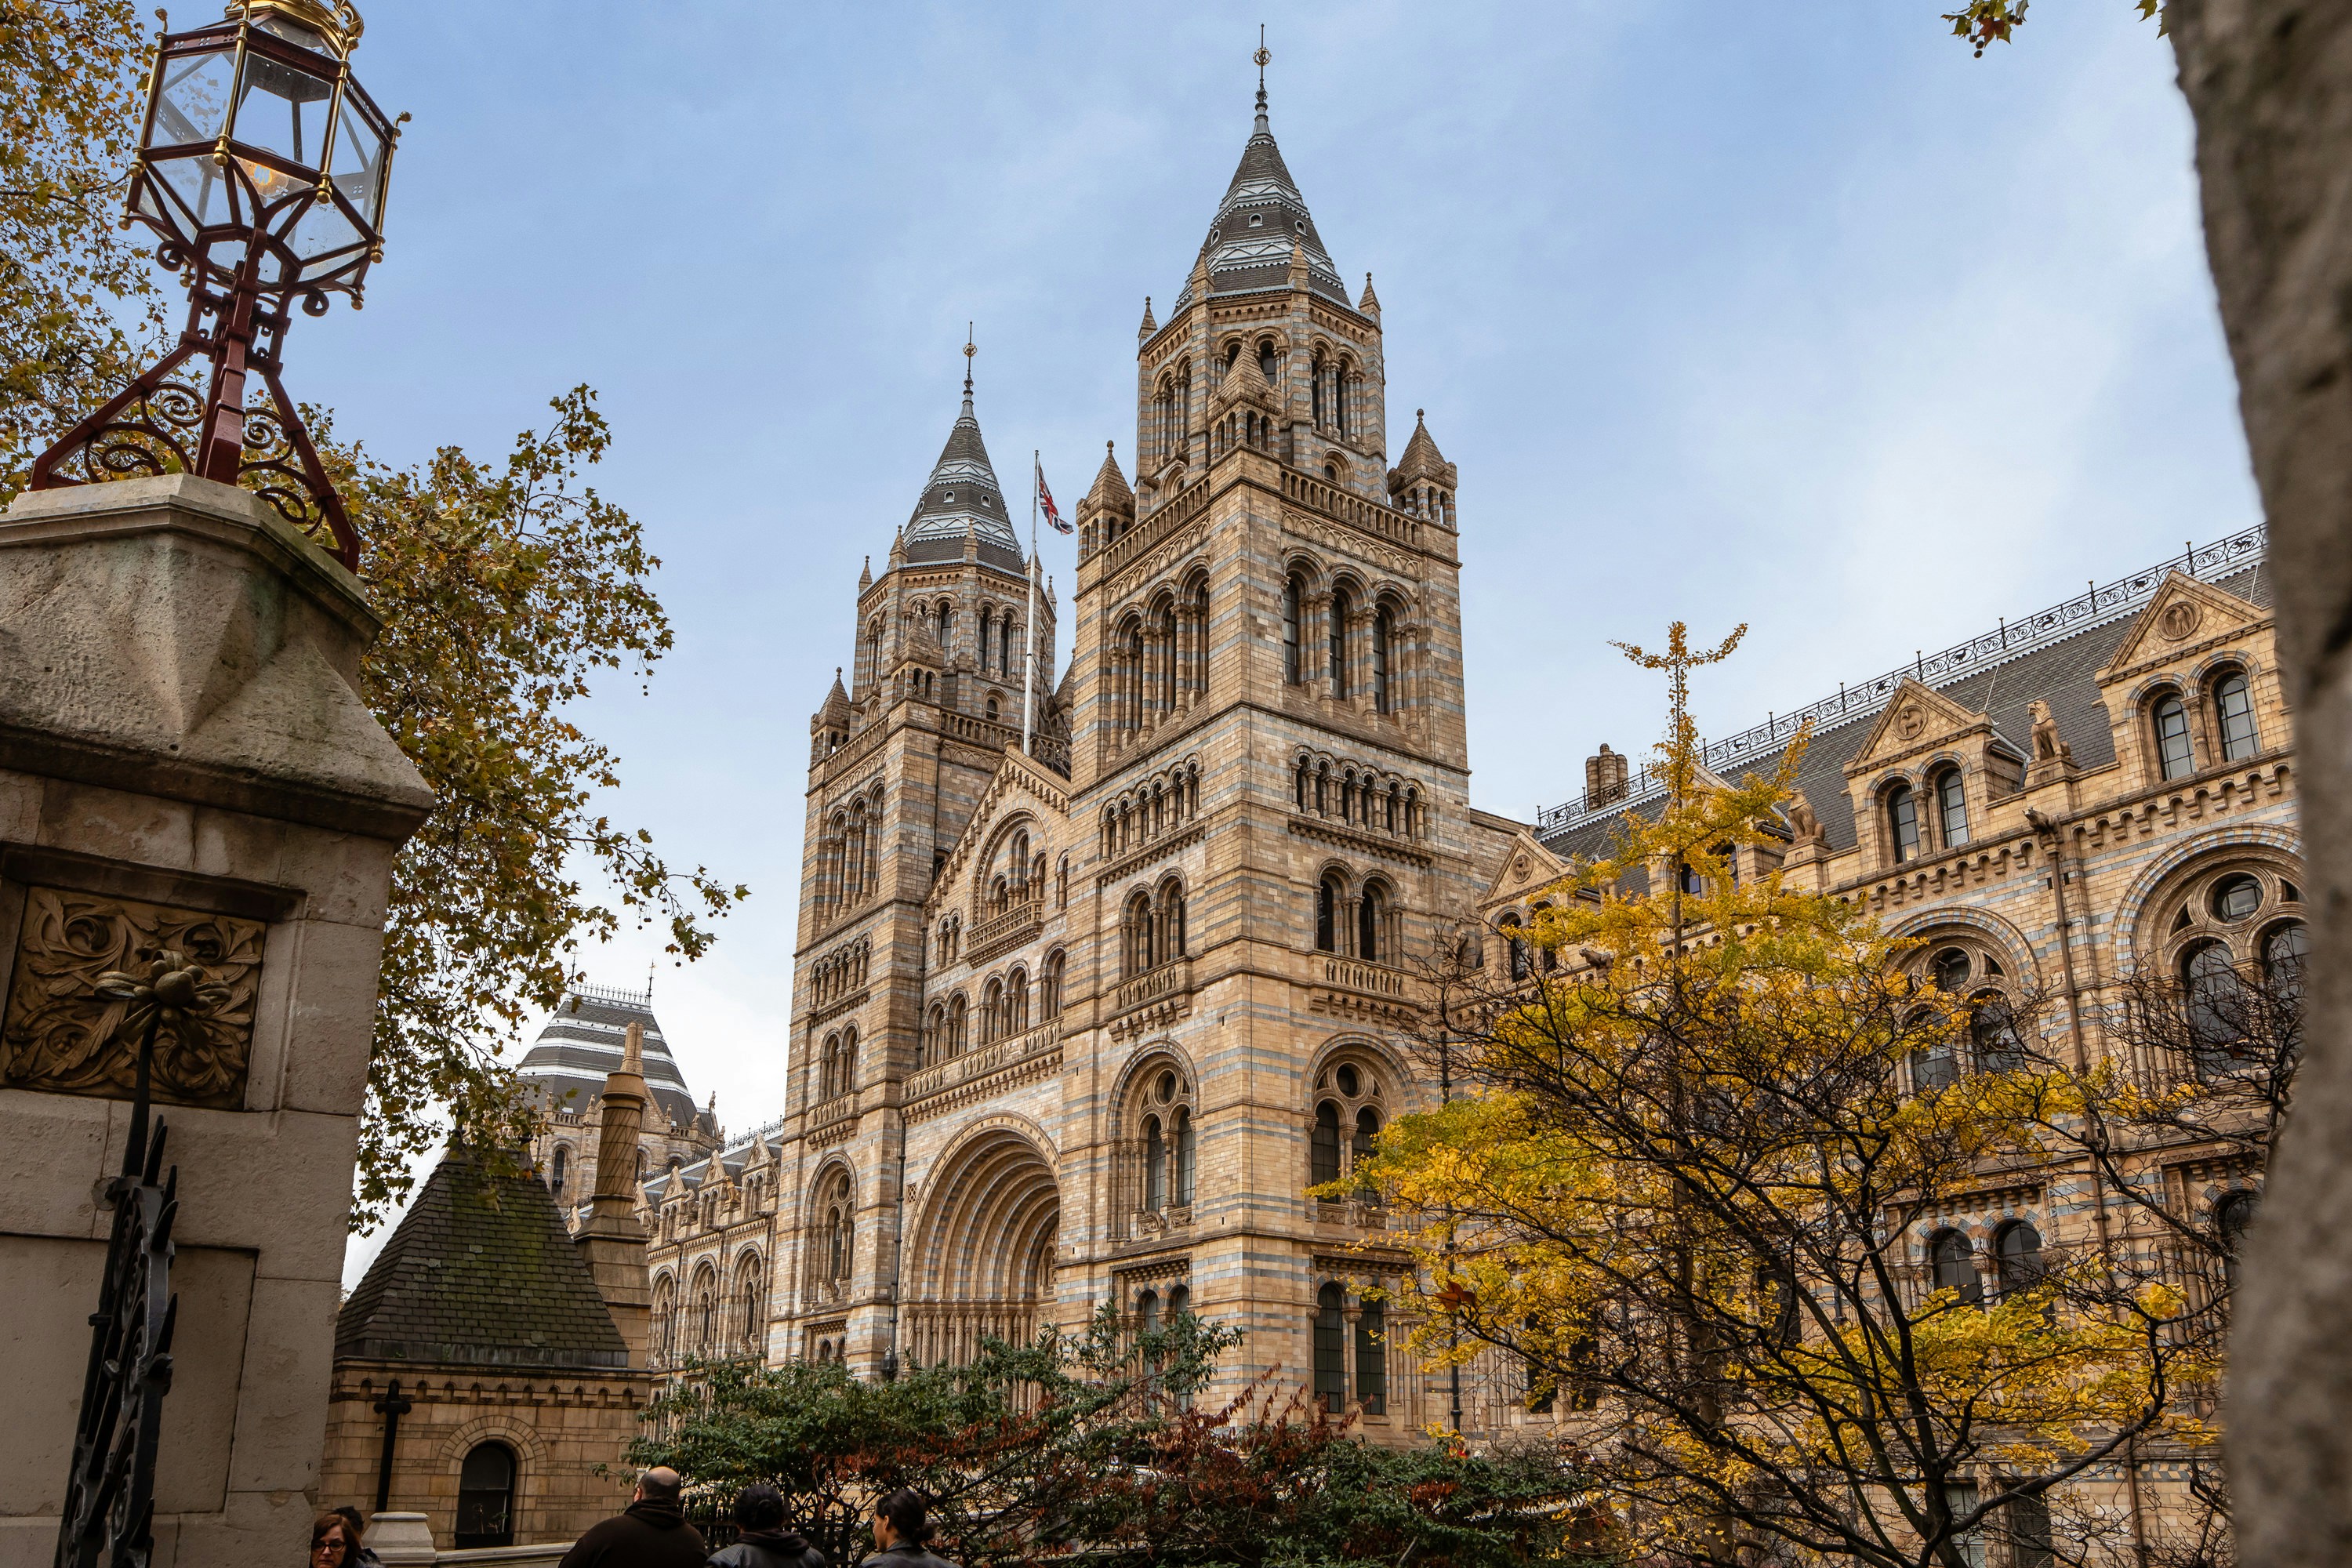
[1943,1,2166,57]
[332,389,747,1229]
[0,0,162,491]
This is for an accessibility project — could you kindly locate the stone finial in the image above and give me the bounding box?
[621,1018,643,1076]
[1138,296,1157,339]
[1359,272,1381,314]
[858,554,873,592]
[1288,235,1311,287]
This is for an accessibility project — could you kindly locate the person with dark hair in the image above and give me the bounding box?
[559,1467,706,1567]
[329,1507,383,1568]
[309,1512,355,1568]
[863,1489,955,1568]
[706,1483,826,1568]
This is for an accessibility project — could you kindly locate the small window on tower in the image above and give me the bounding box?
[1249,213,1264,227]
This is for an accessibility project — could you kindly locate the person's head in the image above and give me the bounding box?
[330,1507,366,1544]
[633,1466,684,1505]
[734,1483,786,1534]
[309,1512,351,1567]
[872,1487,932,1551]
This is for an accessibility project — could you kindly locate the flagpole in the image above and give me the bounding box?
[1024,452,1039,757]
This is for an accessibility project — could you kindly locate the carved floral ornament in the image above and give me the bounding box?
[1,887,262,1109]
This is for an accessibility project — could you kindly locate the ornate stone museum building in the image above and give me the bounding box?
[526,82,2297,1443]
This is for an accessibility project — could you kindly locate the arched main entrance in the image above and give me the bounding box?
[905,1126,1059,1367]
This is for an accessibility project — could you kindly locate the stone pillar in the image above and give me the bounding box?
[0,474,432,1567]
[575,1022,652,1367]
[2169,8,2352,1564]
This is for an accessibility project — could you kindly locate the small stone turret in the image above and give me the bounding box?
[1080,441,1135,557]
[1387,409,1458,528]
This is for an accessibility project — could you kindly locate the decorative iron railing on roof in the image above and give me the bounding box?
[1533,524,2268,840]
[724,1116,786,1155]
[568,980,653,1011]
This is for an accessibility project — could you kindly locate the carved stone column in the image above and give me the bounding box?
[0,474,431,1566]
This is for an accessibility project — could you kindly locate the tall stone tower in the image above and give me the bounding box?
[743,71,1506,1430]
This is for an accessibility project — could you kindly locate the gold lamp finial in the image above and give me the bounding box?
[228,0,365,56]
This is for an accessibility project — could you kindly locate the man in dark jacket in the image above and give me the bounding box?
[706,1484,826,1568]
[559,1468,707,1568]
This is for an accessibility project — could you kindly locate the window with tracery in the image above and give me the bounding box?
[2152,860,2306,1080]
[815,1170,855,1297]
[1131,1064,1197,1220]
[1309,1059,1387,1201]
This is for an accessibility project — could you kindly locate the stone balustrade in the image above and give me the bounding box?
[964,891,1044,965]
[905,1018,1063,1105]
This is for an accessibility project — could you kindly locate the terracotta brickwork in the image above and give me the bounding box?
[318,1364,645,1548]
[591,91,2299,1479]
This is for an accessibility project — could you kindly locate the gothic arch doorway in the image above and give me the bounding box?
[906,1127,1060,1367]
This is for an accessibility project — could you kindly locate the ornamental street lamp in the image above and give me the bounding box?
[29,0,404,568]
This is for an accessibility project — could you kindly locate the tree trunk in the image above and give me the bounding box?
[2169,5,2352,1563]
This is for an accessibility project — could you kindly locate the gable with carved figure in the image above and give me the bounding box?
[1842,678,1995,778]
[2096,570,2273,687]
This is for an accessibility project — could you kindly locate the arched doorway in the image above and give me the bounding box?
[905,1127,1060,1368]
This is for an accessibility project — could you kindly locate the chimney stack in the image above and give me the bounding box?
[574,1019,652,1365]
[1586,743,1629,807]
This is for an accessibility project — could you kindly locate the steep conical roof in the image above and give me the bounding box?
[517,982,701,1131]
[1085,441,1134,513]
[819,668,852,724]
[1395,409,1449,479]
[335,1144,629,1370]
[905,383,1024,573]
[1174,87,1348,310]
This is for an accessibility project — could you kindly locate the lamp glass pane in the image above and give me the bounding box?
[232,51,336,174]
[329,106,386,228]
[154,49,236,146]
[157,150,230,230]
[286,195,361,270]
[235,155,306,216]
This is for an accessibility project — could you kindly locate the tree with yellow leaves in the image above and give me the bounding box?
[1367,626,2216,1568]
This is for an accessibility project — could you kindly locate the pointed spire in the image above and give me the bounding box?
[1287,234,1310,288]
[1254,25,1272,134]
[858,554,873,592]
[905,337,1022,572]
[1138,296,1156,339]
[1359,272,1381,314]
[1086,438,1134,516]
[818,667,851,728]
[1173,40,1345,311]
[1396,408,1448,476]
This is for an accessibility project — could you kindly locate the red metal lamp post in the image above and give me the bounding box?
[30,0,402,569]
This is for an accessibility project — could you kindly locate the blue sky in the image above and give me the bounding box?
[324,3,2252,1269]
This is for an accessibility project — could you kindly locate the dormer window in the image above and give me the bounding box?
[1249,213,1264,227]
[942,491,955,503]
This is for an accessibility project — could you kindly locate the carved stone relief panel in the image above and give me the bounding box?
[0,887,265,1108]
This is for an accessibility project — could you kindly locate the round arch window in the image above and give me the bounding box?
[455,1441,517,1548]
[2211,873,2263,923]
